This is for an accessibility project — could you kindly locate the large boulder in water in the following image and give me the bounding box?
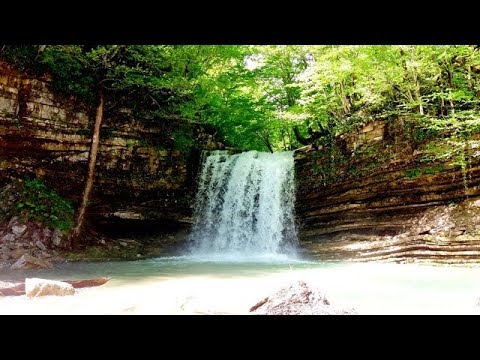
[250,280,357,315]
[25,278,75,298]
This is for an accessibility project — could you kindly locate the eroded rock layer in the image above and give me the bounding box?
[0,60,222,233]
[295,119,480,263]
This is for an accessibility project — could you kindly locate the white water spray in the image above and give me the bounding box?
[189,150,298,258]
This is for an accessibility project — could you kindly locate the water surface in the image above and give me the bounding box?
[1,256,479,315]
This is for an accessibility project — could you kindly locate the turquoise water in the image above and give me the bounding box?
[1,256,480,314]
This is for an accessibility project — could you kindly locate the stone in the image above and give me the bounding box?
[112,211,144,220]
[51,229,63,247]
[7,216,18,228]
[473,199,480,208]
[11,248,28,259]
[361,123,374,133]
[250,280,357,315]
[119,241,128,247]
[1,253,10,261]
[11,254,53,270]
[11,225,27,237]
[25,278,75,298]
[31,231,41,243]
[35,240,47,251]
[43,228,52,240]
[1,233,16,242]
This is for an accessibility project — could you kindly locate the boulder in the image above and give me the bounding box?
[25,278,75,298]
[10,254,53,270]
[1,233,16,242]
[7,217,19,228]
[35,240,47,251]
[250,280,357,315]
[43,228,52,241]
[51,229,63,247]
[11,225,27,237]
[31,230,42,244]
[11,248,28,259]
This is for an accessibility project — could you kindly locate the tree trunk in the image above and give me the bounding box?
[339,80,351,115]
[293,126,311,145]
[411,69,424,115]
[444,60,455,115]
[256,131,274,153]
[264,138,274,153]
[70,88,104,248]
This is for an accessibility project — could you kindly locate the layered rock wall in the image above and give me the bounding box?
[0,60,220,232]
[294,119,480,263]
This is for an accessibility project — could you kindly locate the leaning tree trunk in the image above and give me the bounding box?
[70,88,104,248]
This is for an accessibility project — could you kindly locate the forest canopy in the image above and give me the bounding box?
[1,45,479,152]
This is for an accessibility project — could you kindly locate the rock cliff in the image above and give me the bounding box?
[0,60,221,235]
[295,119,480,264]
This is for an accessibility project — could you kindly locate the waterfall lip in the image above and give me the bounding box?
[188,150,298,258]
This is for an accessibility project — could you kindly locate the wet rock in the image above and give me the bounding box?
[1,233,16,242]
[11,254,53,270]
[250,280,357,315]
[25,278,75,298]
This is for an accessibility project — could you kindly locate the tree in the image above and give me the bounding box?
[40,46,126,247]
[40,45,175,248]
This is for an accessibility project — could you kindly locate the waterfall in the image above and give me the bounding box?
[188,150,298,258]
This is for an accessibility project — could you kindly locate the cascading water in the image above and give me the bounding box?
[188,150,298,258]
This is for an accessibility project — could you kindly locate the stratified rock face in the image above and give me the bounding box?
[0,60,222,232]
[294,120,480,263]
[250,280,356,315]
[25,278,75,298]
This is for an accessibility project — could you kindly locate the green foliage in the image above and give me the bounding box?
[404,168,423,179]
[14,179,74,232]
[172,131,195,152]
[2,45,480,153]
[40,45,97,103]
[0,45,49,74]
[405,164,445,179]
